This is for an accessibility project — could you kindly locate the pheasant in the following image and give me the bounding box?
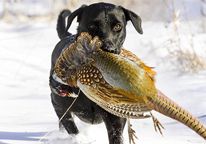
[54,32,206,142]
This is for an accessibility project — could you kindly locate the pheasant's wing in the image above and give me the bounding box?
[55,33,96,87]
[77,64,152,118]
[77,64,139,105]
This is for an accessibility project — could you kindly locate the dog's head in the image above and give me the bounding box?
[65,2,143,54]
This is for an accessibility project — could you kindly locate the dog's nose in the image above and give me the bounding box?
[101,41,116,53]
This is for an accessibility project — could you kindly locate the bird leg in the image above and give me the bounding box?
[150,112,165,135]
[127,118,138,144]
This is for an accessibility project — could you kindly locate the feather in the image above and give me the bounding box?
[55,32,206,140]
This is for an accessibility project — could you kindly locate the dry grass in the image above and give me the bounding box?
[162,0,206,74]
[167,46,206,74]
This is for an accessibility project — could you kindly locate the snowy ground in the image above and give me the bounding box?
[0,18,206,144]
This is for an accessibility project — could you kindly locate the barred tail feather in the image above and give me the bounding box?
[146,90,206,140]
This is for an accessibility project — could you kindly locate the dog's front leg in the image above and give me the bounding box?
[51,92,79,134]
[98,107,126,144]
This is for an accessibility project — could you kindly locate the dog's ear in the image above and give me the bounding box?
[65,5,87,33]
[120,7,143,34]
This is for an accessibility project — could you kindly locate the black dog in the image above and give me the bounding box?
[50,2,143,144]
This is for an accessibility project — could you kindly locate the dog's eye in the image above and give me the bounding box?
[114,24,121,31]
[89,24,97,30]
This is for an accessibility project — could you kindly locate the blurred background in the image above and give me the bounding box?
[1,0,206,22]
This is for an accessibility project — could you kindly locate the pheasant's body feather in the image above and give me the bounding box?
[54,32,206,140]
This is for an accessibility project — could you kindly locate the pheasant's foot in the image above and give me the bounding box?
[150,112,165,135]
[127,118,138,144]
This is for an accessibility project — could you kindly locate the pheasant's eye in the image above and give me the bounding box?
[114,24,122,31]
[89,24,97,30]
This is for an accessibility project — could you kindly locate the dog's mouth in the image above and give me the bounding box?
[101,45,119,54]
[102,47,116,53]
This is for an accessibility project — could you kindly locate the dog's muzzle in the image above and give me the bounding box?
[101,40,118,53]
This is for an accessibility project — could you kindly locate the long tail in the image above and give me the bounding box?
[146,90,206,140]
[57,10,72,39]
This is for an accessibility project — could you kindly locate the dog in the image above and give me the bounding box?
[50,2,143,144]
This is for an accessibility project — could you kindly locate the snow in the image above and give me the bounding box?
[0,3,206,144]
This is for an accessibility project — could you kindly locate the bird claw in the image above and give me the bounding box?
[128,127,138,144]
[150,112,165,135]
[128,118,138,144]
